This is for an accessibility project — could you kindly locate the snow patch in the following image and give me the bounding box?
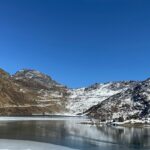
[67,83,126,114]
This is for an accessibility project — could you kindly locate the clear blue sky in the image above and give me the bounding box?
[0,0,150,88]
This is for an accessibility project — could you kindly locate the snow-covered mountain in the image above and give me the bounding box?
[0,68,150,121]
[66,82,132,114]
[86,80,150,121]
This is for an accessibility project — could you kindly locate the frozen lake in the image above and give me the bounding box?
[0,116,149,150]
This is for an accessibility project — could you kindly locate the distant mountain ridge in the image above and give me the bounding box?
[0,68,150,121]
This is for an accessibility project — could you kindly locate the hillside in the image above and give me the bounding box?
[0,68,150,121]
[0,69,68,115]
[86,80,150,121]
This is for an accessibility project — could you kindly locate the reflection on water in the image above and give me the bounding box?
[0,117,149,150]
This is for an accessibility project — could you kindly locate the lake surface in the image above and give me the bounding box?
[0,116,149,150]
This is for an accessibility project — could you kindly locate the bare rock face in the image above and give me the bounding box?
[0,69,68,115]
[0,69,34,115]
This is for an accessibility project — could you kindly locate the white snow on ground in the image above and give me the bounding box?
[0,139,78,150]
[67,83,126,114]
[111,118,150,125]
[142,92,150,101]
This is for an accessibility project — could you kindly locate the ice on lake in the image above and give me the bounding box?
[0,139,78,150]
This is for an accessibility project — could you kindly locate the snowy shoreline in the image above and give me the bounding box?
[80,118,150,128]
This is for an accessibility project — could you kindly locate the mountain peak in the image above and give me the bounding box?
[14,69,52,80]
[13,69,63,90]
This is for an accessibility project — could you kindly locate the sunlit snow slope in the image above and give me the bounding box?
[66,82,131,114]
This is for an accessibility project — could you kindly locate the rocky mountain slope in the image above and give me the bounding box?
[0,68,150,121]
[86,80,150,121]
[0,69,68,115]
